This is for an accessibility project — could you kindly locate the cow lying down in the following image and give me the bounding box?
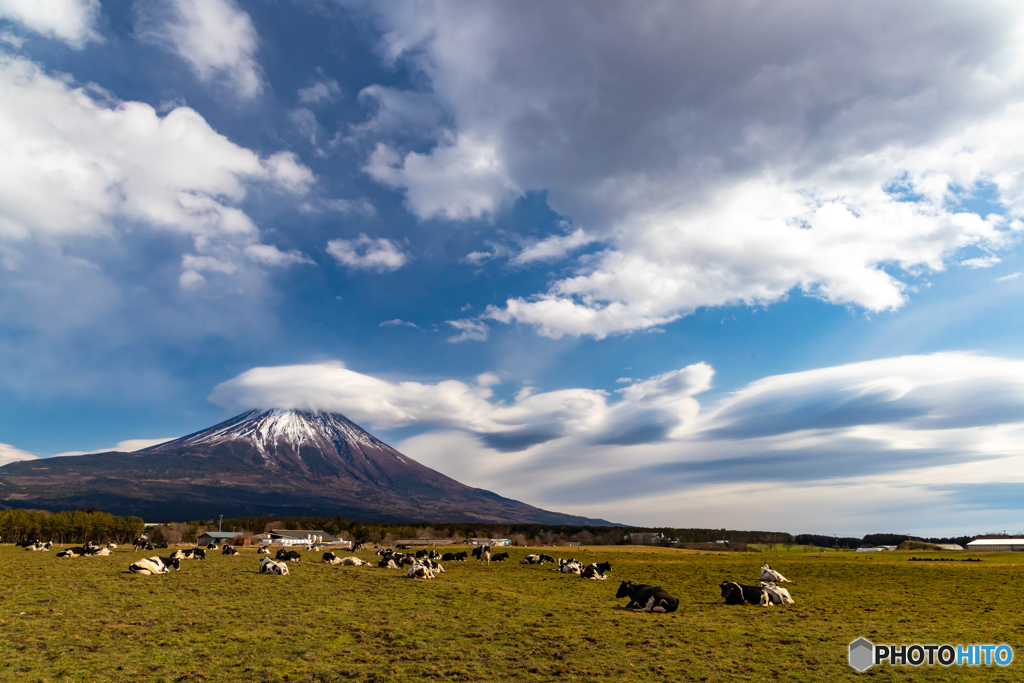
[407,561,438,579]
[129,556,180,575]
[720,581,769,606]
[760,582,794,605]
[760,564,790,583]
[617,581,680,613]
[260,557,289,575]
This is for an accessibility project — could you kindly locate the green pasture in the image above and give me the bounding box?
[1,545,1022,682]
[747,544,841,553]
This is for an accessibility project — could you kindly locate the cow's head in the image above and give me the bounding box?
[616,581,634,599]
[597,562,612,574]
[171,559,181,571]
[719,581,736,598]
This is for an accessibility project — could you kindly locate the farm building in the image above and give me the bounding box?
[196,531,244,546]
[935,544,964,551]
[966,539,1024,551]
[468,538,511,546]
[258,530,347,547]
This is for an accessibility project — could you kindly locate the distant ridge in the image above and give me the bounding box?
[0,409,615,525]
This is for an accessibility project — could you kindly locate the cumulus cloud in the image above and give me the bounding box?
[244,244,313,267]
[364,134,520,220]
[0,0,101,48]
[0,441,36,465]
[326,234,409,272]
[0,53,313,286]
[209,359,713,451]
[359,1,1024,338]
[135,0,263,98]
[298,78,340,104]
[212,351,1024,531]
[510,228,597,266]
[445,318,489,343]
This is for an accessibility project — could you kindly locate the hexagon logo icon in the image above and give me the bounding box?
[849,637,874,671]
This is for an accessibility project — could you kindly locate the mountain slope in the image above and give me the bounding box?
[0,409,614,525]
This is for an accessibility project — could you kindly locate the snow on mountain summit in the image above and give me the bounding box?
[146,408,385,455]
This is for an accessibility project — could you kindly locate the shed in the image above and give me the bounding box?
[197,531,243,546]
[935,544,964,551]
[966,539,1024,551]
[259,530,346,547]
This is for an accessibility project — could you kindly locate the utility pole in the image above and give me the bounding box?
[219,515,224,532]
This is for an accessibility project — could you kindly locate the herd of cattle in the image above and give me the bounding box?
[19,535,797,611]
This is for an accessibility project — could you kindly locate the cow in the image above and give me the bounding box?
[260,557,289,575]
[349,542,364,552]
[539,554,555,564]
[760,564,790,583]
[429,551,442,560]
[480,545,491,565]
[207,543,217,550]
[559,558,583,574]
[375,548,392,556]
[171,549,194,560]
[407,562,435,579]
[87,547,112,557]
[156,542,169,549]
[107,543,117,549]
[194,548,207,560]
[340,556,372,567]
[720,581,769,606]
[581,562,611,580]
[520,554,540,565]
[378,557,399,569]
[760,582,795,605]
[616,581,680,613]
[257,546,271,555]
[129,556,180,575]
[57,547,85,558]
[132,535,149,551]
[276,549,301,562]
[492,552,509,562]
[322,552,343,565]
[415,550,429,559]
[441,553,457,561]
[418,558,445,573]
[25,541,50,552]
[222,545,239,556]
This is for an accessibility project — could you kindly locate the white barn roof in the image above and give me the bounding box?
[966,539,1024,550]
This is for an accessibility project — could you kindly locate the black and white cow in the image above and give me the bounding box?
[340,556,373,567]
[616,581,680,612]
[129,556,180,575]
[406,561,435,579]
[222,545,239,556]
[581,562,611,580]
[260,557,289,575]
[207,543,217,550]
[720,581,769,606]
[415,550,429,559]
[322,552,343,564]
[378,557,399,569]
[559,558,583,574]
[492,552,509,562]
[132,535,149,551]
[760,564,791,583]
[257,546,271,555]
[760,582,795,605]
[276,549,302,562]
[194,548,207,560]
[171,549,195,560]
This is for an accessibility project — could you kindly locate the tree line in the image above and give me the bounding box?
[0,508,145,544]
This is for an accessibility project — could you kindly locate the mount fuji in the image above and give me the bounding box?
[0,409,613,524]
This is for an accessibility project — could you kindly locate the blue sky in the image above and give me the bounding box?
[3,0,1024,535]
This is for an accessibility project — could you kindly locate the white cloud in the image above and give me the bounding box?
[298,79,340,104]
[364,134,520,221]
[445,318,489,343]
[380,318,420,329]
[360,2,1024,338]
[0,441,36,465]
[510,228,596,266]
[996,271,1021,282]
[961,255,1001,268]
[135,0,263,98]
[0,0,101,48]
[0,53,313,286]
[326,234,409,272]
[51,437,175,457]
[212,352,1024,531]
[244,243,313,267]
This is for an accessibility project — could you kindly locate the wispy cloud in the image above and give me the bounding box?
[326,235,410,272]
[380,318,421,329]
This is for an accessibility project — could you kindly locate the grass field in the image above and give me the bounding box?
[746,544,841,553]
[1,544,1022,682]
